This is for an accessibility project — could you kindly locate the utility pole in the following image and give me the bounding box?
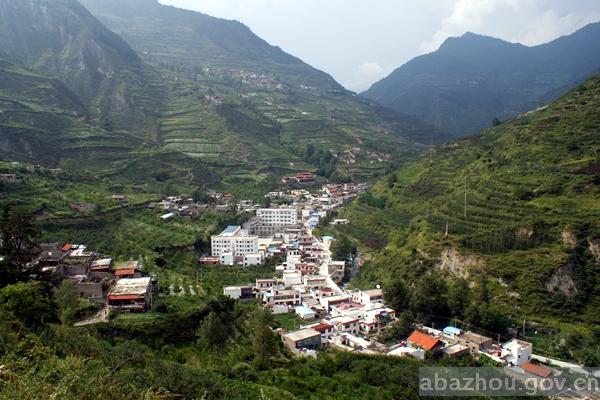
[464,181,467,220]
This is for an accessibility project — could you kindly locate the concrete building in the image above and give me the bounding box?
[107,277,152,312]
[295,305,316,320]
[282,329,322,355]
[407,330,445,355]
[256,278,278,289]
[352,288,383,305]
[263,288,301,306]
[211,226,258,257]
[223,285,255,301]
[256,207,298,227]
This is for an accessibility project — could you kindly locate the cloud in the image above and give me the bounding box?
[343,61,390,92]
[419,0,600,54]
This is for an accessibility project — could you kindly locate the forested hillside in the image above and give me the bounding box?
[344,73,600,332]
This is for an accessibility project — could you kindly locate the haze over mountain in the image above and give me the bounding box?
[362,23,600,137]
[0,0,448,184]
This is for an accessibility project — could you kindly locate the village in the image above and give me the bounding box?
[30,174,577,390]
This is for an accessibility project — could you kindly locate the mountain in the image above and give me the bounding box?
[0,0,451,184]
[362,23,600,137]
[0,0,168,138]
[76,0,451,181]
[344,73,600,324]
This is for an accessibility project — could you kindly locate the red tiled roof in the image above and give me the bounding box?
[61,244,72,252]
[114,269,136,276]
[408,330,443,351]
[521,362,552,378]
[108,294,141,301]
[311,322,333,332]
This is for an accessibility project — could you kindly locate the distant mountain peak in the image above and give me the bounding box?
[363,23,600,137]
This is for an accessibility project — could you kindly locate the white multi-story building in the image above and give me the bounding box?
[256,207,298,227]
[211,226,258,257]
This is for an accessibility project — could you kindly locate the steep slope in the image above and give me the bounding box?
[0,53,86,164]
[344,73,600,323]
[0,53,163,168]
[0,0,448,184]
[78,0,451,179]
[0,0,162,136]
[362,23,600,137]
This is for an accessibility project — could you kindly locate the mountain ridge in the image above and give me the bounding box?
[362,23,600,137]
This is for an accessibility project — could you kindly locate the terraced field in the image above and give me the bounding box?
[343,73,600,322]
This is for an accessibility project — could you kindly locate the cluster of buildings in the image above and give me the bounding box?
[148,196,209,219]
[37,243,157,312]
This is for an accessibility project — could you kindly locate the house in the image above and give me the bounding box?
[388,345,425,360]
[304,321,334,341]
[282,329,322,355]
[407,330,445,355]
[197,256,220,266]
[113,261,143,279]
[501,339,533,366]
[69,202,94,212]
[296,263,316,276]
[456,332,493,356]
[295,305,316,320]
[223,285,255,301]
[283,271,302,287]
[360,305,396,333]
[329,316,359,335]
[211,226,258,257]
[352,288,383,305]
[243,254,262,266]
[107,277,152,312]
[295,172,316,185]
[442,326,463,342]
[303,275,326,289]
[442,344,470,358]
[263,288,301,306]
[256,278,278,289]
[111,195,130,205]
[0,174,23,184]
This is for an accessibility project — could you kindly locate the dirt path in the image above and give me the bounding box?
[74,303,109,327]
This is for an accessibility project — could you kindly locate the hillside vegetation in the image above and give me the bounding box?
[344,73,600,328]
[0,0,450,186]
[363,24,600,137]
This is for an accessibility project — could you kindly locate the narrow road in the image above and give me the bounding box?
[532,354,599,377]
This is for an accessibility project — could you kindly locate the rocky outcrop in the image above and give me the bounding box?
[435,248,482,278]
[546,261,577,297]
[589,238,600,264]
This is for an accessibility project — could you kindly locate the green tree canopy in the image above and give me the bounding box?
[0,205,40,287]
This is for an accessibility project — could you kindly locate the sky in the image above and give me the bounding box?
[159,0,600,93]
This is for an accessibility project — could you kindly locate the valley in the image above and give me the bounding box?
[0,0,599,398]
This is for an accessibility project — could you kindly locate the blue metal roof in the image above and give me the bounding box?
[295,306,315,316]
[443,326,462,335]
[223,226,238,234]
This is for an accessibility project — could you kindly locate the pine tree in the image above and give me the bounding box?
[196,311,228,352]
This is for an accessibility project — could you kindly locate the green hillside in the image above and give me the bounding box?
[363,24,600,137]
[78,0,450,181]
[343,73,600,327]
[0,0,450,184]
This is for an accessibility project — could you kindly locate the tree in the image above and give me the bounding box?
[383,278,410,312]
[54,280,81,326]
[330,235,356,261]
[0,281,56,327]
[0,205,40,287]
[447,278,471,317]
[196,311,228,352]
[251,307,279,369]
